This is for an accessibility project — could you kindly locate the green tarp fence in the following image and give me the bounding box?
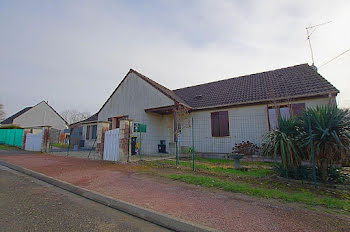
[0,129,24,147]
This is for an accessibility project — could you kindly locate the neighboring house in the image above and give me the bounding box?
[1,101,68,131]
[81,113,109,149]
[59,129,70,144]
[69,113,109,150]
[97,64,338,155]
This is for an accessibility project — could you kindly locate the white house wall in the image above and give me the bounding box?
[82,123,97,148]
[98,72,175,154]
[178,97,330,154]
[13,102,67,130]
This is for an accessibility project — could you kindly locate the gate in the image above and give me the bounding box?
[103,128,119,161]
[25,130,44,151]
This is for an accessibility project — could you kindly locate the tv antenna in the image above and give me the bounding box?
[306,21,332,66]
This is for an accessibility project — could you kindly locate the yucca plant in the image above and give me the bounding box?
[299,105,350,181]
[262,117,302,172]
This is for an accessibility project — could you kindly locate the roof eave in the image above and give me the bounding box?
[190,91,339,111]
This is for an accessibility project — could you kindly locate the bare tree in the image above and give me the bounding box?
[0,104,5,121]
[60,109,91,124]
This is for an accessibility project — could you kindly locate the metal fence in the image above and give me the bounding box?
[0,129,24,147]
[48,127,101,160]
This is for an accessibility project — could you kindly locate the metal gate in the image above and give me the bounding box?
[103,128,119,161]
[25,130,44,151]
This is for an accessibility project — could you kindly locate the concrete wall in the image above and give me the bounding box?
[98,72,175,154]
[13,101,67,130]
[178,97,330,154]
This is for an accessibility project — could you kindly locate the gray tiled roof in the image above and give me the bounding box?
[173,64,338,109]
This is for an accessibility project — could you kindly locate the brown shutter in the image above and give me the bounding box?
[291,103,305,116]
[211,112,220,137]
[86,126,90,140]
[219,111,229,136]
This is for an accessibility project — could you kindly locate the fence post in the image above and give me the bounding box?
[308,116,317,188]
[192,117,195,171]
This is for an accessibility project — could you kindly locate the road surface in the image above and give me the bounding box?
[0,165,171,232]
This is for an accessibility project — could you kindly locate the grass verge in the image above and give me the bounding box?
[0,144,21,150]
[160,160,272,177]
[168,173,350,211]
[51,143,69,149]
[194,157,276,167]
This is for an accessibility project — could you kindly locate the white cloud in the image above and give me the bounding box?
[0,0,349,117]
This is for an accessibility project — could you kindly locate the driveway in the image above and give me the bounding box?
[0,165,170,232]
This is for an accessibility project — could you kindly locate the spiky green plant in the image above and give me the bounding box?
[262,117,302,171]
[300,105,350,181]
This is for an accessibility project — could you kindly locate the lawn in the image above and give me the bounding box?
[0,144,21,150]
[168,174,350,211]
[159,159,272,177]
[142,157,350,213]
[51,143,69,149]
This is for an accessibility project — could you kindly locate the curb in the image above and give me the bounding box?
[0,160,217,232]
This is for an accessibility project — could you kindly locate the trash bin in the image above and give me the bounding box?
[131,136,137,155]
[158,140,166,153]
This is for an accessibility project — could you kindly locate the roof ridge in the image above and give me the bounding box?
[173,63,309,91]
[172,63,338,109]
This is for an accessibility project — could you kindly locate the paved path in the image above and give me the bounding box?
[1,153,349,232]
[0,165,170,232]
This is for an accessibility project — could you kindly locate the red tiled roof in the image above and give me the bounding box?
[173,64,339,109]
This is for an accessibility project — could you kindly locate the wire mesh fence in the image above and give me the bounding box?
[48,127,102,160]
[46,108,275,163]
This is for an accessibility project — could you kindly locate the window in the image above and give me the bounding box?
[268,103,306,129]
[91,125,97,139]
[211,111,229,137]
[291,103,305,116]
[268,105,290,130]
[86,126,90,140]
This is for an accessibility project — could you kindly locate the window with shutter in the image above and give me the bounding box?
[211,112,220,137]
[86,125,90,140]
[211,111,229,137]
[91,125,97,139]
[267,105,290,130]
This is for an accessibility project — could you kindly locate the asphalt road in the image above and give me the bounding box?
[0,165,171,232]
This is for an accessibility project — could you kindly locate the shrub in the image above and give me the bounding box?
[233,141,260,156]
[0,125,23,129]
[273,163,350,184]
[300,105,350,181]
[262,117,302,171]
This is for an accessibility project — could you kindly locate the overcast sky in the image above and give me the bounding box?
[1,0,349,117]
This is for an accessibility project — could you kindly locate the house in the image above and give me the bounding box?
[97,63,338,155]
[1,101,68,131]
[68,113,109,150]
